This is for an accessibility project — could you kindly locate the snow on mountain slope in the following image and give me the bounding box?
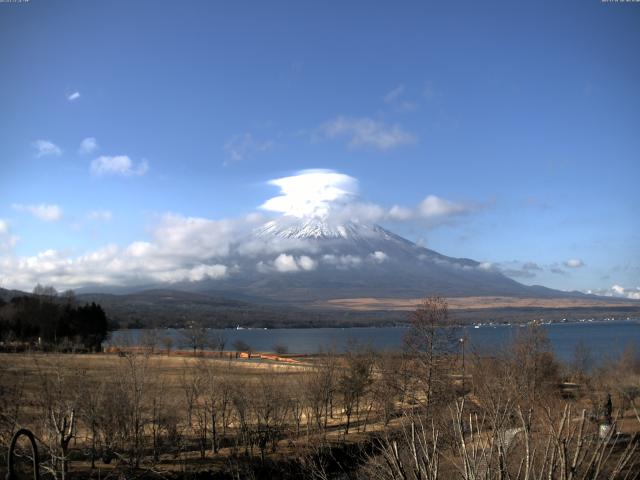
[254,217,377,241]
[250,215,473,266]
[182,215,567,302]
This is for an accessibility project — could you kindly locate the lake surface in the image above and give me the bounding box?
[108,319,640,363]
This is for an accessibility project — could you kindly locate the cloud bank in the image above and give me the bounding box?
[0,213,235,289]
[1,169,487,290]
[586,285,640,300]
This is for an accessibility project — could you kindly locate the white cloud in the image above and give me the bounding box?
[386,195,476,223]
[88,210,112,221]
[153,264,228,283]
[0,244,228,289]
[237,235,317,257]
[384,84,404,103]
[630,291,640,300]
[370,251,388,263]
[318,116,415,150]
[522,261,542,271]
[67,91,81,101]
[0,213,237,290]
[564,258,584,268]
[418,195,471,218]
[388,205,414,221]
[12,203,63,222]
[322,254,362,269]
[261,253,318,273]
[90,155,149,176]
[151,213,237,259]
[484,260,590,280]
[261,169,358,218]
[259,170,481,229]
[586,284,640,300]
[328,202,386,225]
[297,255,317,271]
[33,140,62,157]
[478,262,495,271]
[0,219,19,251]
[498,260,543,279]
[79,137,98,154]
[611,284,625,295]
[383,85,418,111]
[223,133,274,163]
[273,254,301,272]
[0,169,488,290]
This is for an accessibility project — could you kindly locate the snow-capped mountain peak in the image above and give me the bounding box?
[253,216,381,241]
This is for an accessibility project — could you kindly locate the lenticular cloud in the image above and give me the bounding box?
[260,169,358,219]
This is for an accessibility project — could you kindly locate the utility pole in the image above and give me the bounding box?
[459,336,466,392]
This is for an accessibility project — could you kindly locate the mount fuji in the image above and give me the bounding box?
[54,214,638,328]
[181,215,579,303]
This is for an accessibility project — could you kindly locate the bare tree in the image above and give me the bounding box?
[572,339,593,381]
[230,378,253,455]
[273,343,289,355]
[509,324,559,404]
[373,352,404,426]
[0,368,25,460]
[161,334,174,355]
[148,373,172,463]
[338,345,374,435]
[78,377,106,469]
[404,296,457,408]
[305,352,337,435]
[116,352,151,469]
[34,356,81,480]
[180,322,208,355]
[253,369,290,461]
[209,332,226,353]
[233,339,252,354]
[33,283,58,300]
[139,328,160,354]
[184,363,209,460]
[368,397,640,480]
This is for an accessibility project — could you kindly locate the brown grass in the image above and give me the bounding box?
[316,295,640,311]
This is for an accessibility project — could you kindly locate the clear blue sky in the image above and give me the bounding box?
[0,0,638,296]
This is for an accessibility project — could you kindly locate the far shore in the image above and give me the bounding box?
[316,295,640,311]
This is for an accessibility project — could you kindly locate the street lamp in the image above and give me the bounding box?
[459,336,466,392]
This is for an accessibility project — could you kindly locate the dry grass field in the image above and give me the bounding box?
[318,295,640,311]
[1,320,639,479]
[0,350,396,478]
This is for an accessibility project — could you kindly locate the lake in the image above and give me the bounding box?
[108,319,640,364]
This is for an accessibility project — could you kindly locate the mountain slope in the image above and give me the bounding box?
[184,217,585,302]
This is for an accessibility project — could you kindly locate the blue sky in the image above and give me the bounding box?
[0,0,638,296]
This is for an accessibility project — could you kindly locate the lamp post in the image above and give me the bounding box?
[459,336,466,392]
